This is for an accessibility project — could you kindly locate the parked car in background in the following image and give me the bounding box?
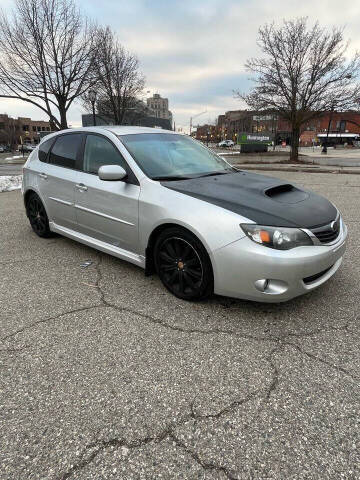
[218,139,235,148]
[0,145,5,153]
[22,126,347,303]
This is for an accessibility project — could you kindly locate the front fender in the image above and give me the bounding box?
[139,179,249,255]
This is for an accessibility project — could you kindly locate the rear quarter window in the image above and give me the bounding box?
[49,134,82,169]
[38,137,55,162]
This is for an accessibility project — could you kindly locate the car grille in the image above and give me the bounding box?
[303,265,333,284]
[310,216,340,244]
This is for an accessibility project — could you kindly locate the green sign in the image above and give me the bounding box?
[238,132,273,145]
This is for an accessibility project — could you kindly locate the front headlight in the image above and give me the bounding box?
[240,224,313,250]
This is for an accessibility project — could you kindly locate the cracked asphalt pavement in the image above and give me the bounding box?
[0,171,359,479]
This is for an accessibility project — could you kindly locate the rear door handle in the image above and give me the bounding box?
[76,183,88,192]
[39,173,48,180]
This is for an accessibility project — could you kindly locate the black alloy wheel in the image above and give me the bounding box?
[26,193,53,238]
[154,228,213,300]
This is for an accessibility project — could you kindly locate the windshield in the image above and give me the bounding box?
[119,133,233,180]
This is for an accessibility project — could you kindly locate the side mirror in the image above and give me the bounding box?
[98,165,127,181]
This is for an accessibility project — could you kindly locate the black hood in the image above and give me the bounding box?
[161,171,337,228]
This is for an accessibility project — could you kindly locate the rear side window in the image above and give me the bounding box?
[83,134,127,174]
[38,138,55,162]
[49,134,82,169]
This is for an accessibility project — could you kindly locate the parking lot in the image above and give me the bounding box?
[1,171,359,479]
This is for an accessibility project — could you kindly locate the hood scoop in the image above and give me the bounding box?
[264,184,309,204]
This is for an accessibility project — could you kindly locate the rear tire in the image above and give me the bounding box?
[154,227,213,300]
[26,192,53,238]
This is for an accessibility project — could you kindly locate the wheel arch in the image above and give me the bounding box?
[23,188,50,219]
[145,222,213,276]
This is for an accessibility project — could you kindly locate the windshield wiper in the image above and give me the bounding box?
[197,170,233,178]
[152,175,193,181]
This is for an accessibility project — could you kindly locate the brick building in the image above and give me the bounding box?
[216,110,278,143]
[211,109,360,147]
[194,124,219,143]
[299,111,360,146]
[0,114,51,147]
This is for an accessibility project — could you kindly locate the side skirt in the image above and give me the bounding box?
[49,221,145,269]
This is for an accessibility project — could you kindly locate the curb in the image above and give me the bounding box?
[0,159,27,165]
[233,165,360,175]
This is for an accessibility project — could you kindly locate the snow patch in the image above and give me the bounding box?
[0,175,22,192]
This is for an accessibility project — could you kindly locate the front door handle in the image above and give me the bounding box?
[39,173,48,180]
[76,183,88,192]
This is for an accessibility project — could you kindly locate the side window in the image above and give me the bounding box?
[38,137,55,162]
[49,134,82,169]
[83,134,127,175]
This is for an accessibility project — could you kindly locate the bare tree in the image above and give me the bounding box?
[0,0,98,130]
[84,27,145,125]
[236,18,360,161]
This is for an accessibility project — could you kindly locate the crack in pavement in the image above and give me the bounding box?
[168,430,240,480]
[1,304,103,344]
[284,341,359,381]
[58,348,284,480]
[265,344,282,400]
[285,323,352,339]
[92,255,277,344]
[58,391,263,480]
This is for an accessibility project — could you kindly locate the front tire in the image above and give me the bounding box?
[154,227,213,300]
[26,192,53,238]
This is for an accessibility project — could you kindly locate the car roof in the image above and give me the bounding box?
[100,126,177,136]
[49,126,175,136]
[38,126,181,144]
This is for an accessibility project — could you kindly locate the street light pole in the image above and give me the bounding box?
[88,89,97,126]
[322,104,335,154]
[189,110,207,136]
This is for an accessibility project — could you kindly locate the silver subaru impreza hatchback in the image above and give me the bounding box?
[22,126,347,302]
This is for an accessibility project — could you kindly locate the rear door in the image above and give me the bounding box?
[38,133,83,230]
[74,133,140,253]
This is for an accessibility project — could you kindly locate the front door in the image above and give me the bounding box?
[74,133,140,253]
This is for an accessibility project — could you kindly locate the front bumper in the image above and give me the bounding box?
[211,224,347,303]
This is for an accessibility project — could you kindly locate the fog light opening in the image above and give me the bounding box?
[254,279,269,292]
[254,279,289,295]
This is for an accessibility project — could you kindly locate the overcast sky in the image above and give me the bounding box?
[1,0,360,131]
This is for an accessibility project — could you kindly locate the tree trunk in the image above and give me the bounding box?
[58,102,68,130]
[290,125,300,162]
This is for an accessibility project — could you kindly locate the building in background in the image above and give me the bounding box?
[216,110,278,143]
[82,112,172,130]
[82,96,173,130]
[193,124,219,144]
[147,93,173,125]
[195,109,360,147]
[0,114,51,147]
